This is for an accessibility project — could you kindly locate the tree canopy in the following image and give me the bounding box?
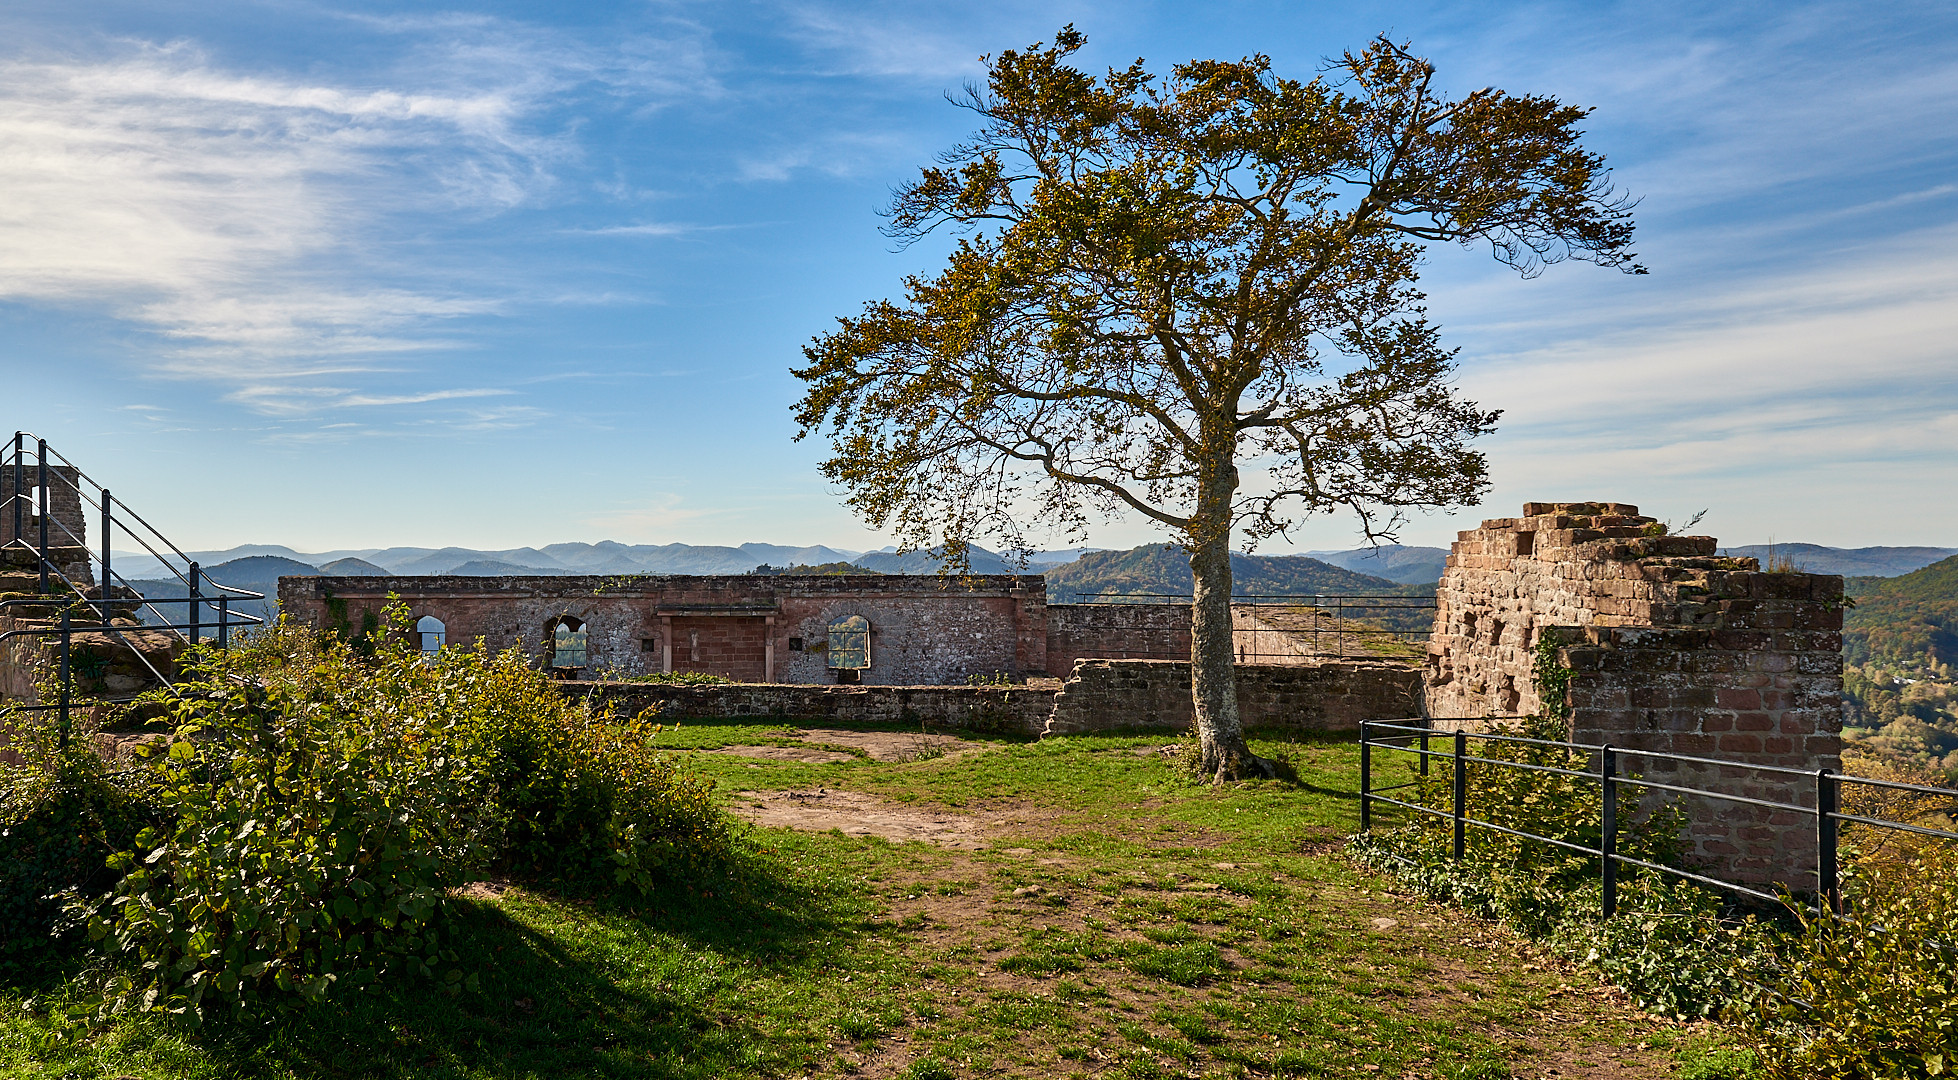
[792,30,1641,777]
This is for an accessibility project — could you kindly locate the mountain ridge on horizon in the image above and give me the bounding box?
[110,538,1956,586]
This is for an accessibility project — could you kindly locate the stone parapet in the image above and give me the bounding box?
[563,680,1062,738]
[559,656,1421,740]
[1044,659,1422,736]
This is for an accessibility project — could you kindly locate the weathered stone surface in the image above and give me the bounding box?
[1045,659,1422,736]
[564,679,1061,737]
[280,574,1051,686]
[1424,501,1843,889]
[562,656,1421,739]
[1044,603,1191,673]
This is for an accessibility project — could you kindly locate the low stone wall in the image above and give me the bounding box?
[1044,603,1190,674]
[561,681,1062,738]
[1044,659,1424,736]
[559,657,1423,740]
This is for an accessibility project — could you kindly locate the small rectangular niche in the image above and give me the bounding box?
[1516,531,1535,556]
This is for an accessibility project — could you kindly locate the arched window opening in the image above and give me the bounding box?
[416,615,446,658]
[547,614,588,670]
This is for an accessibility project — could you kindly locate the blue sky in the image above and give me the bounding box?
[2,1,1954,555]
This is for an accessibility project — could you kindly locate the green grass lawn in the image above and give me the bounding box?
[2,721,1730,1079]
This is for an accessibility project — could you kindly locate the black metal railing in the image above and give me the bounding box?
[1048,590,1436,662]
[1,431,265,741]
[1358,719,1958,917]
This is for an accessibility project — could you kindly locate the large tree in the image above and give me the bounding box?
[792,31,1642,779]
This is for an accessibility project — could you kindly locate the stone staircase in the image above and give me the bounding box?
[2,433,258,730]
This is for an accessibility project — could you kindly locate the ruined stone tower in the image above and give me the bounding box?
[1425,502,1844,885]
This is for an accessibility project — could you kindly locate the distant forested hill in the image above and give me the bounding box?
[1840,555,1958,780]
[127,555,313,629]
[1845,555,1958,668]
[1306,545,1449,584]
[852,545,1017,575]
[1722,543,1956,577]
[1043,544,1418,599]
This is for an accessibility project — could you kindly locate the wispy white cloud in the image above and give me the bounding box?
[562,220,768,238]
[0,21,711,415]
[771,2,994,79]
[1444,221,1958,540]
[337,388,515,408]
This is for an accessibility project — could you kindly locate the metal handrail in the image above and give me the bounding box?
[3,432,272,737]
[1358,718,1958,920]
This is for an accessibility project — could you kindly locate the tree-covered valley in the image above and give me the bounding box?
[1843,555,1958,781]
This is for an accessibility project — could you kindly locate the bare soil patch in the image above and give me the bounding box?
[731,789,1001,848]
[792,727,984,762]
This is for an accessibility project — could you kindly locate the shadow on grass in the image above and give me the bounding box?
[177,856,862,1080]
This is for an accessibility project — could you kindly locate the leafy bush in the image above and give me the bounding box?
[490,697,731,891]
[1356,718,1958,1074]
[1733,752,1958,1078]
[1738,861,1958,1079]
[65,605,734,1021]
[1348,833,1771,1019]
[1350,715,1764,1018]
[0,725,155,979]
[1380,713,1684,890]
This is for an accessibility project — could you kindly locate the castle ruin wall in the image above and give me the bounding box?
[1425,502,1844,887]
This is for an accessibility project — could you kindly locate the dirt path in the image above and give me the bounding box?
[729,788,1054,849]
[792,727,988,761]
[696,727,986,765]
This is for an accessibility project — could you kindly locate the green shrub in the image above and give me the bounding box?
[490,697,732,892]
[0,728,155,979]
[76,631,498,1018]
[1350,715,1762,1019]
[66,605,734,1021]
[1736,841,1958,1077]
[1357,716,1958,1075]
[1369,716,1684,915]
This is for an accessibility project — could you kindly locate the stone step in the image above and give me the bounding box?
[3,623,186,697]
[1,545,91,570]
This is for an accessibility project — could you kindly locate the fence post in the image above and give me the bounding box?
[37,439,49,594]
[1816,768,1841,915]
[10,432,20,542]
[99,488,111,619]
[1419,714,1430,777]
[1359,722,1372,833]
[218,595,229,650]
[1601,744,1618,919]
[58,607,72,748]
[188,562,200,646]
[1452,729,1467,861]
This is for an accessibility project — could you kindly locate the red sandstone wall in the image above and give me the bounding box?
[1044,659,1423,736]
[557,657,1422,739]
[1423,501,1844,888]
[565,680,1061,737]
[277,574,1048,686]
[1044,604,1192,674]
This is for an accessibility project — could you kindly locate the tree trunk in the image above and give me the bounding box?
[1188,466,1269,781]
